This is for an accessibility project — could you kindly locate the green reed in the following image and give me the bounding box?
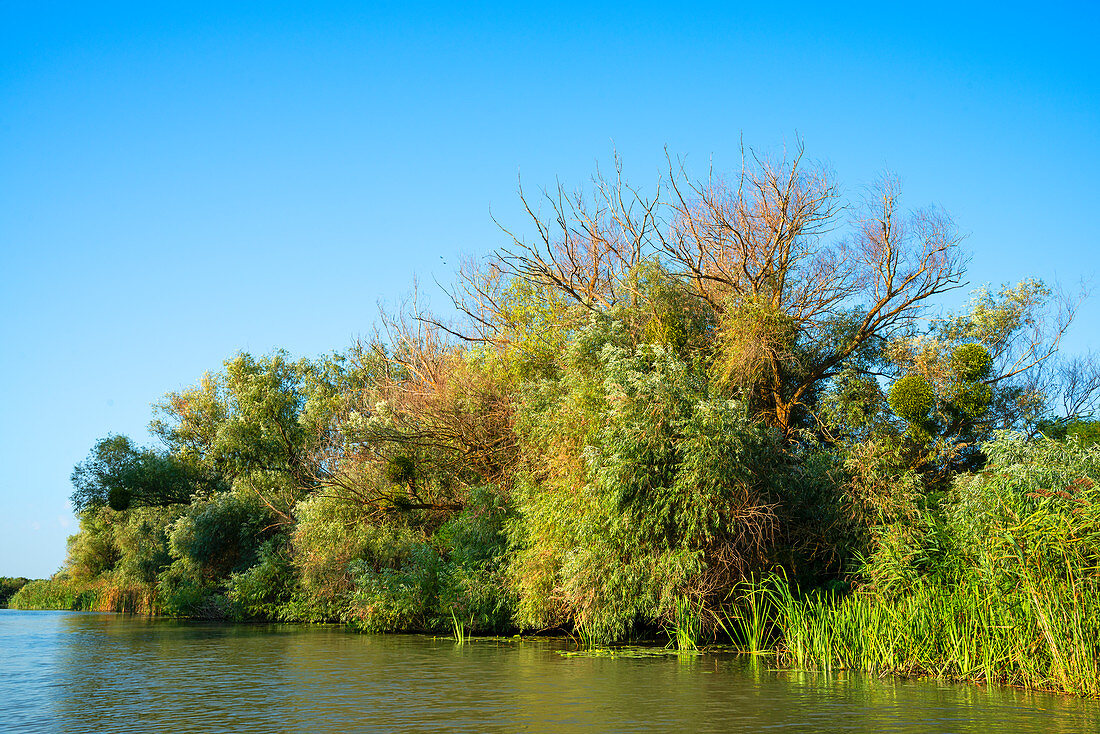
[451,610,469,644]
[719,579,775,654]
[666,596,702,651]
[766,576,1100,697]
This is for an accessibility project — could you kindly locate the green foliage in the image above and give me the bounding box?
[0,577,30,607]
[168,492,277,581]
[495,277,572,378]
[948,381,994,419]
[287,485,512,631]
[882,281,1061,477]
[346,486,512,633]
[227,538,297,619]
[57,505,180,602]
[888,375,935,426]
[806,432,1100,695]
[111,506,180,585]
[768,575,1100,696]
[629,261,714,358]
[155,560,233,618]
[509,312,818,644]
[951,343,993,382]
[1045,419,1100,447]
[1068,420,1100,447]
[151,351,337,520]
[71,435,207,513]
[842,437,921,528]
[288,492,382,621]
[66,508,123,580]
[712,295,798,396]
[347,543,440,632]
[429,485,514,632]
[384,453,417,487]
[9,578,100,611]
[819,369,890,443]
[939,279,1051,351]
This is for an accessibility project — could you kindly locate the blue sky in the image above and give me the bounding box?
[2,2,1097,577]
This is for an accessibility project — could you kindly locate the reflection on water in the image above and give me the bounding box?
[1,609,1096,733]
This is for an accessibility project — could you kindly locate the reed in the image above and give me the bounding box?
[766,577,1100,697]
[9,578,100,611]
[451,610,469,644]
[721,579,775,654]
[9,578,159,614]
[666,596,702,651]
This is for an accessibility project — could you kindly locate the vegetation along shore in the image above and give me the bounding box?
[14,145,1100,697]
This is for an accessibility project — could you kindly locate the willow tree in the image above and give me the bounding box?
[448,143,968,436]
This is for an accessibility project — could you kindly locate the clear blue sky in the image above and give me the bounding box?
[2,1,1097,577]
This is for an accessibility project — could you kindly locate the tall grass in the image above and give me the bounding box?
[666,596,702,651]
[451,610,469,644]
[9,578,158,614]
[769,577,1100,697]
[721,579,774,654]
[10,578,101,610]
[759,434,1100,697]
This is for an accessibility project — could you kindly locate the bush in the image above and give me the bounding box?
[430,485,513,632]
[333,486,513,633]
[290,493,419,622]
[227,538,297,619]
[169,491,277,581]
[0,577,29,606]
[888,374,935,425]
[508,314,826,643]
[155,560,234,618]
[950,343,993,382]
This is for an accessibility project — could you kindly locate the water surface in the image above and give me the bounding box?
[2,609,1096,733]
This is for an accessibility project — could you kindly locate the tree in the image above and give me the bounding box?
[318,309,518,522]
[152,351,325,524]
[885,279,1078,475]
[71,435,211,513]
[446,143,968,437]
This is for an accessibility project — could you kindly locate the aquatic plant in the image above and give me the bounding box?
[451,610,468,644]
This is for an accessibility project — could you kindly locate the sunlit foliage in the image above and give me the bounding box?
[23,144,1100,696]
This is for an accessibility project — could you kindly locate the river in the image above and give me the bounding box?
[2,609,1096,732]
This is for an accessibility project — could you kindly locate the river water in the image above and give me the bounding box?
[2,609,1097,733]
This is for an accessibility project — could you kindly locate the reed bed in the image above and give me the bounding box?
[758,574,1100,697]
[10,578,158,615]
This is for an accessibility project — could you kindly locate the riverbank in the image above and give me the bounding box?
[14,572,1100,698]
[31,169,1100,703]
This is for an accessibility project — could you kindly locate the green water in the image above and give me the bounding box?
[2,609,1096,733]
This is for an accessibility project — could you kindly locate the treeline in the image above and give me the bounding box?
[14,144,1100,694]
[1,577,29,607]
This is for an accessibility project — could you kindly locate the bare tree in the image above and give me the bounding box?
[315,290,518,519]
[666,148,968,433]
[1058,353,1100,419]
[440,141,971,436]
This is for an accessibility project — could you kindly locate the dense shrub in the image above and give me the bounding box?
[0,577,30,606]
[227,538,298,619]
[950,343,993,382]
[888,375,935,425]
[507,313,847,642]
[169,491,277,581]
